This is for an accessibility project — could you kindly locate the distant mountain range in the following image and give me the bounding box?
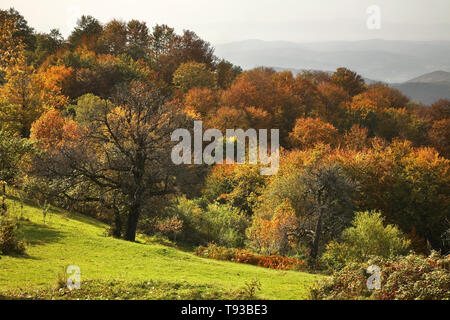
[406,70,450,83]
[392,71,450,105]
[214,39,450,105]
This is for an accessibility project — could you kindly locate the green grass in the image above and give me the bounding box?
[0,196,324,300]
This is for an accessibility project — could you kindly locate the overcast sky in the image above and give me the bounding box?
[2,0,449,44]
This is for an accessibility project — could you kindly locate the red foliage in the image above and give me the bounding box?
[195,245,307,271]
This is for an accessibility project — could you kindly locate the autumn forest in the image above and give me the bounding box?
[0,8,449,301]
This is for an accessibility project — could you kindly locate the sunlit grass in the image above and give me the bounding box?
[0,196,324,300]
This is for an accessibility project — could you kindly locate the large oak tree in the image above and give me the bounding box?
[33,81,191,241]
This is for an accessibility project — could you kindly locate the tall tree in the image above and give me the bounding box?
[0,10,25,81]
[101,19,128,55]
[127,20,150,60]
[32,81,190,241]
[69,15,103,49]
[1,8,36,52]
[173,62,215,92]
[0,45,40,137]
[0,130,34,193]
[331,68,366,97]
[300,165,357,260]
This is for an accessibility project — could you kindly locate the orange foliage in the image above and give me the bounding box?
[428,119,450,158]
[289,117,339,149]
[358,83,409,109]
[247,201,299,255]
[33,65,72,109]
[195,245,307,271]
[30,108,81,150]
[221,68,279,112]
[317,82,350,122]
[343,125,371,151]
[185,87,218,118]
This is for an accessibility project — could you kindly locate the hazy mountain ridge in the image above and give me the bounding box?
[215,39,450,83]
[392,71,450,105]
[406,70,450,83]
[215,40,450,104]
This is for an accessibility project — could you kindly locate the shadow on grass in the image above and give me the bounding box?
[0,251,41,260]
[6,194,106,229]
[64,212,106,229]
[20,220,66,246]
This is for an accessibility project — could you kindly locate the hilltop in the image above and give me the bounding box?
[406,70,450,83]
[391,70,450,104]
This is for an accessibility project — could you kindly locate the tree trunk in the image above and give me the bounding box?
[112,206,122,239]
[124,204,140,242]
[311,211,323,260]
[311,187,325,260]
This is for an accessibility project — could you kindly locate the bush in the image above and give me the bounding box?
[203,164,266,215]
[322,211,410,270]
[247,201,300,255]
[195,244,234,261]
[203,203,249,248]
[310,251,450,300]
[195,244,307,271]
[0,196,26,255]
[174,197,249,248]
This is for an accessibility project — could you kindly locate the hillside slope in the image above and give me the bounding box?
[391,82,450,105]
[0,196,323,300]
[406,70,450,83]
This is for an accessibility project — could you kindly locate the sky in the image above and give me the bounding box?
[1,0,449,44]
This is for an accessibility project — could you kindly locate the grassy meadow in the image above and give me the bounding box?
[0,196,324,300]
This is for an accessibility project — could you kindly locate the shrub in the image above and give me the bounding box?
[238,279,261,300]
[256,255,307,271]
[154,216,183,241]
[174,197,249,247]
[169,197,206,244]
[203,203,249,248]
[195,244,307,271]
[322,211,410,270]
[310,251,450,300]
[247,201,299,255]
[0,196,26,255]
[195,244,234,261]
[203,164,266,215]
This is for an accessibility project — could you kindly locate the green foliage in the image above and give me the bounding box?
[203,164,267,215]
[0,130,35,185]
[330,67,366,97]
[311,251,450,300]
[258,163,357,259]
[31,29,64,67]
[174,197,249,248]
[71,93,109,125]
[322,211,411,270]
[0,196,26,255]
[68,15,103,49]
[173,62,215,92]
[215,59,241,89]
